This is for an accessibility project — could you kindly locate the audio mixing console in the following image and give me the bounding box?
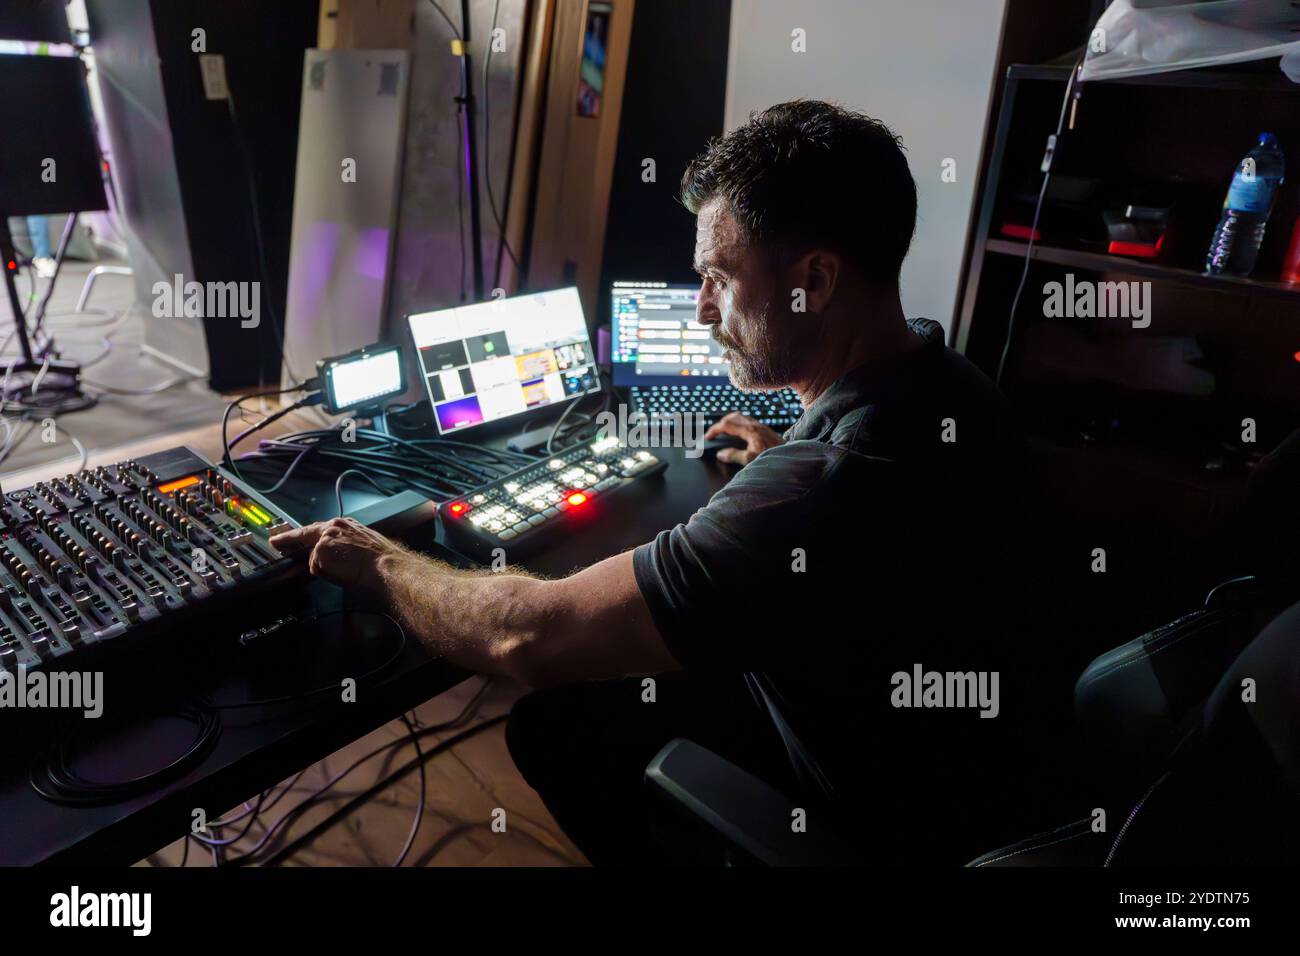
[0,447,300,677]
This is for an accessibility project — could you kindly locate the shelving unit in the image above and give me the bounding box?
[952,59,1300,646]
[983,238,1300,303]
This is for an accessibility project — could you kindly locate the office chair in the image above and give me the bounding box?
[972,596,1300,867]
[643,737,858,866]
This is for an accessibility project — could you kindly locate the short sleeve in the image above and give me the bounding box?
[632,442,846,671]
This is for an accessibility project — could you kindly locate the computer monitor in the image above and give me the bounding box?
[610,280,728,387]
[407,287,600,436]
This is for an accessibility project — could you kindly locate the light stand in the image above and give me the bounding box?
[455,0,486,302]
[0,214,81,383]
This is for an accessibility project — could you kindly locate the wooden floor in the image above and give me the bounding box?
[139,676,587,868]
[7,400,588,867]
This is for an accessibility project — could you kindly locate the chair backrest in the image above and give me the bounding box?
[1073,576,1261,787]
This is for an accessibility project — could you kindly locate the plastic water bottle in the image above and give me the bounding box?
[1205,132,1285,276]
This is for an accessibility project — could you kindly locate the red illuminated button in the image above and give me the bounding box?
[566,492,588,507]
[447,501,470,516]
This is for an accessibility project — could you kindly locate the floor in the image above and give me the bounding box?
[0,260,232,475]
[138,679,587,868]
[4,260,588,867]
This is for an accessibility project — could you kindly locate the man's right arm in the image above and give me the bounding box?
[273,518,681,688]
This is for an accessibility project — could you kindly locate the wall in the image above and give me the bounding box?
[599,0,731,326]
[387,0,527,330]
[724,0,1008,332]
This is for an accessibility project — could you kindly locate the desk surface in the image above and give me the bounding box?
[0,437,734,866]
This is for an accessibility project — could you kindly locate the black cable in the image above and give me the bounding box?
[193,789,267,850]
[217,679,494,866]
[483,0,522,281]
[230,393,321,451]
[546,369,613,454]
[221,381,317,481]
[335,468,390,517]
[994,58,1083,386]
[393,713,425,866]
[30,703,222,807]
[239,426,527,500]
[253,715,507,867]
[455,96,469,301]
[426,0,463,40]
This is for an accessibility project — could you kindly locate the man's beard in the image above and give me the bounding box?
[714,308,798,391]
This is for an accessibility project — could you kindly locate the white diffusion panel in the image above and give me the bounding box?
[282,49,410,387]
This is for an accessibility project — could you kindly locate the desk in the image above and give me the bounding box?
[0,440,734,865]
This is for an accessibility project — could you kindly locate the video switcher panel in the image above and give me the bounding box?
[0,447,299,675]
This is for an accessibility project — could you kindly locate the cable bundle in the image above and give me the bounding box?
[29,703,222,807]
[232,425,537,503]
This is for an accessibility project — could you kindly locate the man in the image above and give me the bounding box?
[272,101,1029,864]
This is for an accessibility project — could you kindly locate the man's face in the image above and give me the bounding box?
[692,199,808,391]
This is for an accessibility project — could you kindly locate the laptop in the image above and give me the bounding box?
[407,286,600,436]
[610,280,803,429]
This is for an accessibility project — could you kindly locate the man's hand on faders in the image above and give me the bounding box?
[270,518,408,591]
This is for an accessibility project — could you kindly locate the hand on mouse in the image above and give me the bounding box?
[704,412,785,466]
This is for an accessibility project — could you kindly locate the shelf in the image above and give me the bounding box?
[1007,62,1300,95]
[985,238,1300,303]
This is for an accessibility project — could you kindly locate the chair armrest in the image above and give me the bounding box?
[643,737,856,866]
[967,817,1109,867]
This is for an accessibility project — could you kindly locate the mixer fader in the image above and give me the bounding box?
[0,447,300,675]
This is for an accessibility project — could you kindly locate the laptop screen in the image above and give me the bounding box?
[610,280,731,386]
[407,287,600,435]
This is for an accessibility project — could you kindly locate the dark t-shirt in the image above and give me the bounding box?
[633,318,1031,859]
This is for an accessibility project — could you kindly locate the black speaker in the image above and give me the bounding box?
[0,0,73,44]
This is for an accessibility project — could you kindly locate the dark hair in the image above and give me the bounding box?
[680,100,917,287]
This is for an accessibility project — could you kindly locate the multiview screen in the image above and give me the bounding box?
[407,287,600,435]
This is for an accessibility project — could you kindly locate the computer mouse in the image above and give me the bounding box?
[697,435,748,460]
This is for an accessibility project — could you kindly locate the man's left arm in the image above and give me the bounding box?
[271,519,680,688]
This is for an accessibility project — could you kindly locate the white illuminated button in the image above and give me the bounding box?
[621,458,636,469]
[472,494,487,504]
[595,463,608,474]
[548,459,563,470]
[636,451,652,461]
[505,481,520,493]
